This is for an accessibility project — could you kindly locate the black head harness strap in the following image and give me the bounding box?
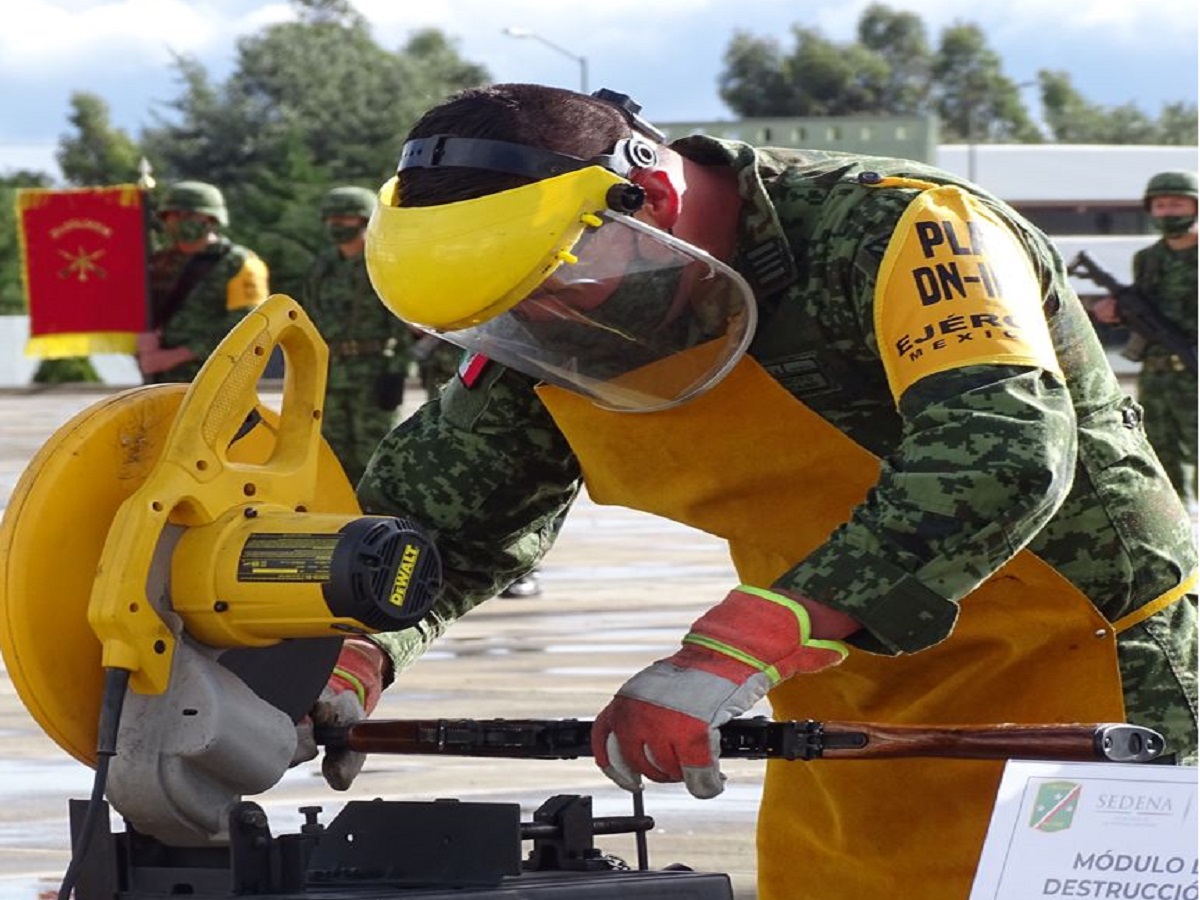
[398,133,657,180]
[398,87,663,182]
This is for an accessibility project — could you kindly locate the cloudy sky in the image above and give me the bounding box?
[1,0,1197,178]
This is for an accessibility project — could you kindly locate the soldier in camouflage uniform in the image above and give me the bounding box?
[301,186,414,484]
[1093,171,1198,504]
[138,181,269,383]
[308,86,1196,899]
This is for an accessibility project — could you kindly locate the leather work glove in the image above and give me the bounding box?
[592,585,851,799]
[292,637,388,790]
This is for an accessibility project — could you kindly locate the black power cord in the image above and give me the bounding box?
[57,666,130,899]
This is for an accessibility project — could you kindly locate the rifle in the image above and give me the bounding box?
[316,717,1167,764]
[1067,249,1197,375]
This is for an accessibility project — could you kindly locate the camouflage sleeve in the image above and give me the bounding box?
[773,189,1077,656]
[297,254,322,320]
[298,251,342,339]
[357,361,582,674]
[775,365,1075,655]
[1131,244,1151,287]
[161,247,265,358]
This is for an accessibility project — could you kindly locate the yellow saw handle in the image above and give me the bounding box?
[88,294,332,694]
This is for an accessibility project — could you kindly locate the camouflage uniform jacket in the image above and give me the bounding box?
[300,247,413,391]
[147,236,267,383]
[1132,238,1198,363]
[361,136,1198,690]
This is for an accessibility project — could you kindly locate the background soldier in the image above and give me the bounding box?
[301,185,414,484]
[1092,170,1198,505]
[138,181,269,382]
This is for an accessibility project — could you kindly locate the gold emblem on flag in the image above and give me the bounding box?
[57,246,108,282]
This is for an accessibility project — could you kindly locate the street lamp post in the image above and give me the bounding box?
[502,26,589,94]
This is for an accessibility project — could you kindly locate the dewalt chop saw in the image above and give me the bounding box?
[0,294,736,899]
[0,294,440,851]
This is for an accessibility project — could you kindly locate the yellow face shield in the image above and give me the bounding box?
[365,165,757,412]
[366,167,627,330]
[437,212,757,412]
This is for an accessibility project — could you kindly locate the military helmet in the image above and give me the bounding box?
[320,186,377,219]
[158,181,229,226]
[1143,171,1198,208]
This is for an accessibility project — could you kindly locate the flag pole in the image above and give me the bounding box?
[136,158,155,339]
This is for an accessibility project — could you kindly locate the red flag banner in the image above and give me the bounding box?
[16,184,149,358]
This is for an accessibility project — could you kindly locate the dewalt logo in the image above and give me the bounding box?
[389,544,422,607]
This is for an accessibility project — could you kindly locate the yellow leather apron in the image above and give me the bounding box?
[537,357,1127,900]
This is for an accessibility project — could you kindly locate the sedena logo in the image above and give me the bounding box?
[1029,780,1083,833]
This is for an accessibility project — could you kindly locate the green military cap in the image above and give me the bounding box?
[1143,171,1198,207]
[158,181,229,226]
[321,186,378,219]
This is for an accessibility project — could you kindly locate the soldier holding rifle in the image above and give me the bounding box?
[1086,171,1197,505]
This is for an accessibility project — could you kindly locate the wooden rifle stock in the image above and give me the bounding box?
[316,718,1165,764]
[797,721,1161,761]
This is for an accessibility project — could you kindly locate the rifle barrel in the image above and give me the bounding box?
[315,718,1165,764]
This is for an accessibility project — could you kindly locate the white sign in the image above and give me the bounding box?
[970,760,1198,900]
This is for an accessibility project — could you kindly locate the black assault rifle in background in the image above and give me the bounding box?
[1067,249,1197,375]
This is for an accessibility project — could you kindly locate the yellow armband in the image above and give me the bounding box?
[873,185,1061,401]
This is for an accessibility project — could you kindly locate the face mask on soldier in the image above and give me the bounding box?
[326,221,365,244]
[164,217,213,244]
[1150,214,1198,238]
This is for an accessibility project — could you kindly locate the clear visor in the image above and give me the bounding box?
[430,212,757,412]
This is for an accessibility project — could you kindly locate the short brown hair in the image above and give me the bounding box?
[398,84,630,207]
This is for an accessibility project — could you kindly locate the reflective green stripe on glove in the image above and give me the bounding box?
[327,637,387,715]
[592,585,851,798]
